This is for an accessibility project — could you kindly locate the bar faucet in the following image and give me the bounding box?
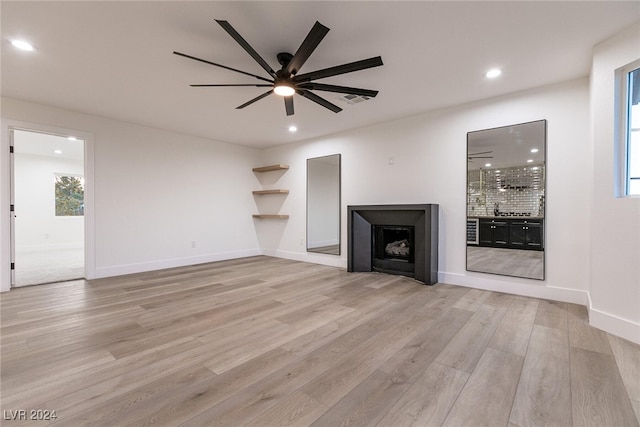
[494,202,500,216]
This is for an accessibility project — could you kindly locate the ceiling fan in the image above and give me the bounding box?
[467,151,494,162]
[174,20,383,116]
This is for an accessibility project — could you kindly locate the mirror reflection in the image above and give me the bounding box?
[307,154,341,255]
[466,120,546,280]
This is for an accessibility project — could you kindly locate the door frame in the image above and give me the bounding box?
[2,119,95,291]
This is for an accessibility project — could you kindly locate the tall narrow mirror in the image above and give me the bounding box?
[307,154,341,255]
[466,120,546,280]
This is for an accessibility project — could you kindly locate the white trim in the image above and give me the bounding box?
[2,123,12,291]
[93,249,263,279]
[589,308,640,345]
[588,291,640,345]
[615,58,640,197]
[9,129,16,288]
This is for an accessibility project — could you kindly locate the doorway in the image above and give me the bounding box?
[11,129,85,286]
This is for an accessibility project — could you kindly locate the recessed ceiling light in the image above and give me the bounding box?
[11,39,34,51]
[67,136,77,141]
[288,125,297,133]
[54,149,63,154]
[485,163,491,167]
[530,148,539,153]
[527,159,534,163]
[485,68,501,79]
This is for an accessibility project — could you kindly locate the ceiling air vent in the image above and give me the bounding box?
[336,94,371,105]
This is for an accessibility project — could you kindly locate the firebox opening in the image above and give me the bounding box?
[372,226,415,277]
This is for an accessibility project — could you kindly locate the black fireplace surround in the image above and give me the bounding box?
[347,204,439,285]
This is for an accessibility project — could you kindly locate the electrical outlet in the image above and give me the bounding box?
[191,241,196,248]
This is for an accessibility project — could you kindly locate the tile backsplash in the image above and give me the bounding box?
[467,164,545,217]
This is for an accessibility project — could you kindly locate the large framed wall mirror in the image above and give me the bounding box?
[307,154,341,255]
[466,120,546,280]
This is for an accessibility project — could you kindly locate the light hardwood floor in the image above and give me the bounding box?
[1,256,638,426]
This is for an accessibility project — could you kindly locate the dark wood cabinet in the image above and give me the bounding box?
[477,218,543,250]
[510,219,544,250]
[479,219,509,247]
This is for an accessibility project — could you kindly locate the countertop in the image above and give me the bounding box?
[468,216,544,220]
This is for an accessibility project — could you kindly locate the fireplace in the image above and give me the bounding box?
[348,204,439,285]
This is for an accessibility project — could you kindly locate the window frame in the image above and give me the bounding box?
[617,59,640,197]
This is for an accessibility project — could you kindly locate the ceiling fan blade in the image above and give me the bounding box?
[284,21,330,77]
[298,89,342,113]
[297,83,378,98]
[294,56,383,83]
[236,90,273,109]
[284,96,294,116]
[190,84,273,87]
[215,20,277,78]
[173,51,273,83]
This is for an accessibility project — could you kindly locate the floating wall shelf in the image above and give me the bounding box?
[252,164,289,173]
[252,165,289,218]
[252,189,289,195]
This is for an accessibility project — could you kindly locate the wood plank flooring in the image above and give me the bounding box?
[1,256,638,426]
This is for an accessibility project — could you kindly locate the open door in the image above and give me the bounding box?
[10,129,85,287]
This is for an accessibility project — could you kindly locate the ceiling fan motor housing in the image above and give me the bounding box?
[277,52,294,68]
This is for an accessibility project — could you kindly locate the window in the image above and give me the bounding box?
[620,60,640,196]
[55,174,84,216]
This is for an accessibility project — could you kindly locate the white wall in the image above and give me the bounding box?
[590,23,640,344]
[1,97,262,291]
[261,78,591,303]
[14,152,84,249]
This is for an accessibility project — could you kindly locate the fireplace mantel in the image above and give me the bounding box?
[347,204,439,285]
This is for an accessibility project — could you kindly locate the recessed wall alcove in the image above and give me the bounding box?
[347,204,439,285]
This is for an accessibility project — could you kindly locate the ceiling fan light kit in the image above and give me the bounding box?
[174,19,383,116]
[273,83,295,97]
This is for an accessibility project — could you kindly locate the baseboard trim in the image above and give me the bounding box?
[439,271,589,306]
[588,298,640,345]
[93,248,263,279]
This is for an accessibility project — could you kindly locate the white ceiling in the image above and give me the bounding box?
[2,1,639,149]
[13,129,84,160]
